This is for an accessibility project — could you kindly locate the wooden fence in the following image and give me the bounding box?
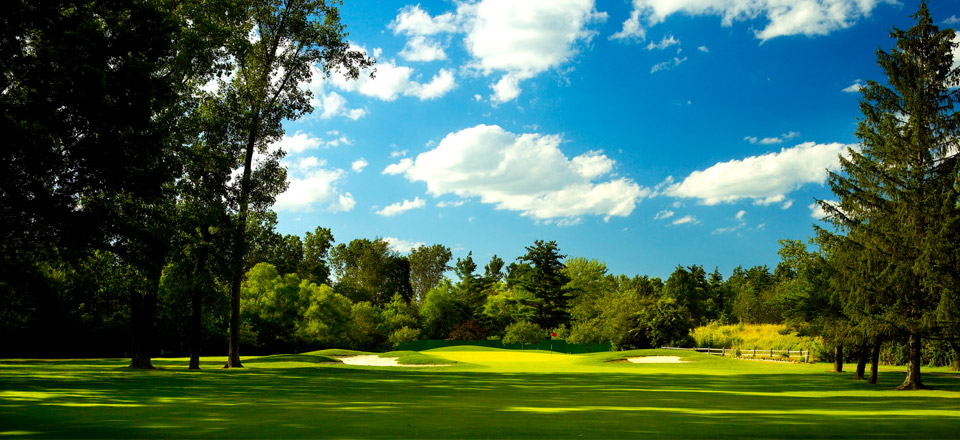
[662,346,811,362]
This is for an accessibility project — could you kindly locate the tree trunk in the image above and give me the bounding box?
[897,333,925,390]
[189,228,211,370]
[225,253,244,368]
[855,345,867,380]
[833,344,843,373]
[225,112,261,369]
[130,273,160,370]
[868,341,881,385]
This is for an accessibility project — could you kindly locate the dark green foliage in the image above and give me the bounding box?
[330,238,413,305]
[816,3,960,389]
[408,244,452,302]
[515,240,573,330]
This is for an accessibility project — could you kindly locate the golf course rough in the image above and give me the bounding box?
[2,347,960,438]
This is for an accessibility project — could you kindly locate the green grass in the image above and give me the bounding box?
[2,348,960,438]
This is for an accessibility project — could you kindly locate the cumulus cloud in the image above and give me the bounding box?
[351,158,368,173]
[672,215,699,225]
[391,4,459,35]
[615,0,891,41]
[664,141,854,206]
[383,124,648,222]
[399,35,448,62]
[390,5,459,62]
[266,133,357,213]
[394,0,605,103]
[301,67,367,119]
[384,236,427,254]
[330,53,457,101]
[274,166,355,213]
[376,197,426,217]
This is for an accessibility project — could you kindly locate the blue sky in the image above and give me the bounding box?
[270,0,960,280]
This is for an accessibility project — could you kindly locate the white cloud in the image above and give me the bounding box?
[745,131,800,145]
[269,134,357,213]
[698,45,709,53]
[646,35,680,50]
[399,35,448,62]
[391,5,459,35]
[384,124,648,222]
[735,210,747,221]
[672,215,699,225]
[302,67,366,119]
[274,167,355,213]
[351,158,368,173]
[665,141,854,205]
[462,0,607,102]
[843,79,864,93]
[611,7,645,40]
[384,237,426,254]
[330,54,456,101]
[275,132,323,154]
[616,0,891,41]
[651,56,687,73]
[386,1,606,103]
[810,200,839,219]
[376,197,427,217]
[654,210,675,220]
[437,200,466,208]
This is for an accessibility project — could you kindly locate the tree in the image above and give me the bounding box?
[515,240,572,330]
[0,0,246,369]
[330,238,412,305]
[408,244,452,302]
[301,227,335,285]
[454,252,485,318]
[299,282,352,348]
[481,284,538,335]
[816,3,959,389]
[661,265,709,327]
[483,254,505,288]
[221,0,374,368]
[503,321,543,349]
[421,281,467,339]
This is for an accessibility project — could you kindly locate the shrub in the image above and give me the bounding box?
[503,321,543,349]
[389,326,421,349]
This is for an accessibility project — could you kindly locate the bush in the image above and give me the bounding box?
[692,322,821,353]
[389,326,421,349]
[503,321,543,348]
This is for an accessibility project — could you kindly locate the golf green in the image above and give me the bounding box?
[1,348,959,438]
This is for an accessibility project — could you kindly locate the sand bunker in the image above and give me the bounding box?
[624,356,688,364]
[334,355,448,367]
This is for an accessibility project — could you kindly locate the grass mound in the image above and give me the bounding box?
[382,351,455,365]
[244,354,340,365]
[302,348,367,357]
[427,345,513,353]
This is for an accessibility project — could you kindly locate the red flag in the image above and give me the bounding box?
[551,332,558,338]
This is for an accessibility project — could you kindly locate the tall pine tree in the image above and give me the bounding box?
[816,2,959,390]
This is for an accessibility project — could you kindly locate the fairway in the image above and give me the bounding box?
[2,348,960,438]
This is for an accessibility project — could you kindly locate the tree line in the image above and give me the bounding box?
[2,0,958,392]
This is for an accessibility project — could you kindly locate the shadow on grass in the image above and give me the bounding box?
[1,359,959,438]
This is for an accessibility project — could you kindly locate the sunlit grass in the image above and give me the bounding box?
[1,347,959,438]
